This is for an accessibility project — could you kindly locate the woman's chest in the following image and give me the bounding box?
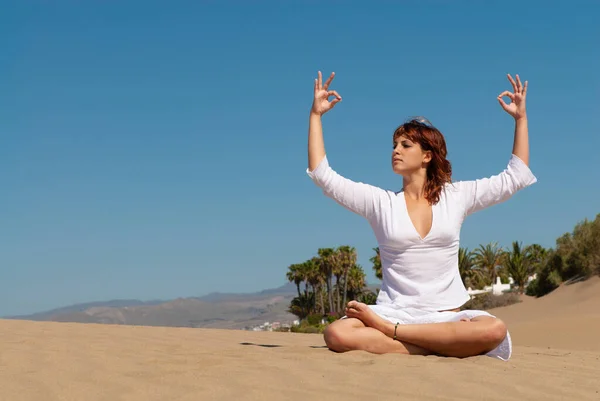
[376,194,463,248]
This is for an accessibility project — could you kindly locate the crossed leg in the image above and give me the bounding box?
[324,301,508,358]
[386,315,508,358]
[323,317,431,355]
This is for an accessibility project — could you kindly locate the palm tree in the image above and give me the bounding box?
[287,262,315,318]
[331,250,344,314]
[458,247,486,289]
[338,245,357,309]
[524,243,548,275]
[505,241,530,293]
[286,263,304,298]
[288,292,314,320]
[473,242,504,285]
[345,264,367,302]
[358,290,378,305]
[304,257,324,315]
[317,247,336,314]
[370,247,382,280]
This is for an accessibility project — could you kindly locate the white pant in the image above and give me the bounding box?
[365,304,512,361]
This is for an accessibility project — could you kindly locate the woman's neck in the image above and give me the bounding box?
[402,171,428,200]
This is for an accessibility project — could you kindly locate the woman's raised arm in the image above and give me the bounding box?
[307,71,390,222]
[460,74,537,216]
[498,73,530,166]
[308,71,341,170]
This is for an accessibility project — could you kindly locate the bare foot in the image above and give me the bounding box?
[345,301,389,331]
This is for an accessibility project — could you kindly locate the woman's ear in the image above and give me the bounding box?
[423,150,432,164]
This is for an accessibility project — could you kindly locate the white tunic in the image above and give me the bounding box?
[307,154,537,360]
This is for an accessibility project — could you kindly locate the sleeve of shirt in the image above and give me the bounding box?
[459,154,538,216]
[306,155,390,223]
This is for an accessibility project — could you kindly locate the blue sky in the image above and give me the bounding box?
[1,1,598,316]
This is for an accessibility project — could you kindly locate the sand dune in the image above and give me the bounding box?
[2,278,600,401]
[492,276,600,352]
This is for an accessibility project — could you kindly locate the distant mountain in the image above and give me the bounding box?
[5,282,299,330]
[6,299,166,320]
[197,282,298,302]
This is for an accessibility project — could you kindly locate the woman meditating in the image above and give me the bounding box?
[306,71,536,361]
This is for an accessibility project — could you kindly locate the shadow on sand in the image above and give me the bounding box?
[239,342,282,348]
[239,342,328,349]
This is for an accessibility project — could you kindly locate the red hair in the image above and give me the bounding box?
[393,117,452,205]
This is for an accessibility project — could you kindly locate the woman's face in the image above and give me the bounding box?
[391,134,431,176]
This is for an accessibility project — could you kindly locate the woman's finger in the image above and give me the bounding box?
[323,72,335,90]
[498,90,514,100]
[522,80,528,96]
[516,74,523,92]
[328,90,342,107]
[497,92,513,111]
[328,90,341,99]
[497,97,511,112]
[507,74,518,93]
[318,71,322,90]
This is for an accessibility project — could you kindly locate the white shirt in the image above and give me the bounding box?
[307,154,537,312]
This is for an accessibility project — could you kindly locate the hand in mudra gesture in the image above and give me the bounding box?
[311,71,342,116]
[498,73,528,120]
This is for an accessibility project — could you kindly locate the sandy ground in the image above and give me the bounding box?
[1,277,600,401]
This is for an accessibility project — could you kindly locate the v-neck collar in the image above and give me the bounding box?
[401,191,435,241]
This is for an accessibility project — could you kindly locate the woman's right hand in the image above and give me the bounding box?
[311,71,342,116]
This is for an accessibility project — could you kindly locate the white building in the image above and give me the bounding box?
[467,274,535,297]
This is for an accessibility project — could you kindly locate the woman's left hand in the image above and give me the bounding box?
[498,74,528,120]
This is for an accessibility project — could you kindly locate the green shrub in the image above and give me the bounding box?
[326,315,337,324]
[290,322,327,334]
[306,314,322,326]
[525,278,539,296]
[461,292,521,311]
[357,291,378,305]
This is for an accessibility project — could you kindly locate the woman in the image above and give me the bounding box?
[306,71,536,361]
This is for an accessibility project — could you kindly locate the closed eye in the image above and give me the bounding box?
[393,140,412,149]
